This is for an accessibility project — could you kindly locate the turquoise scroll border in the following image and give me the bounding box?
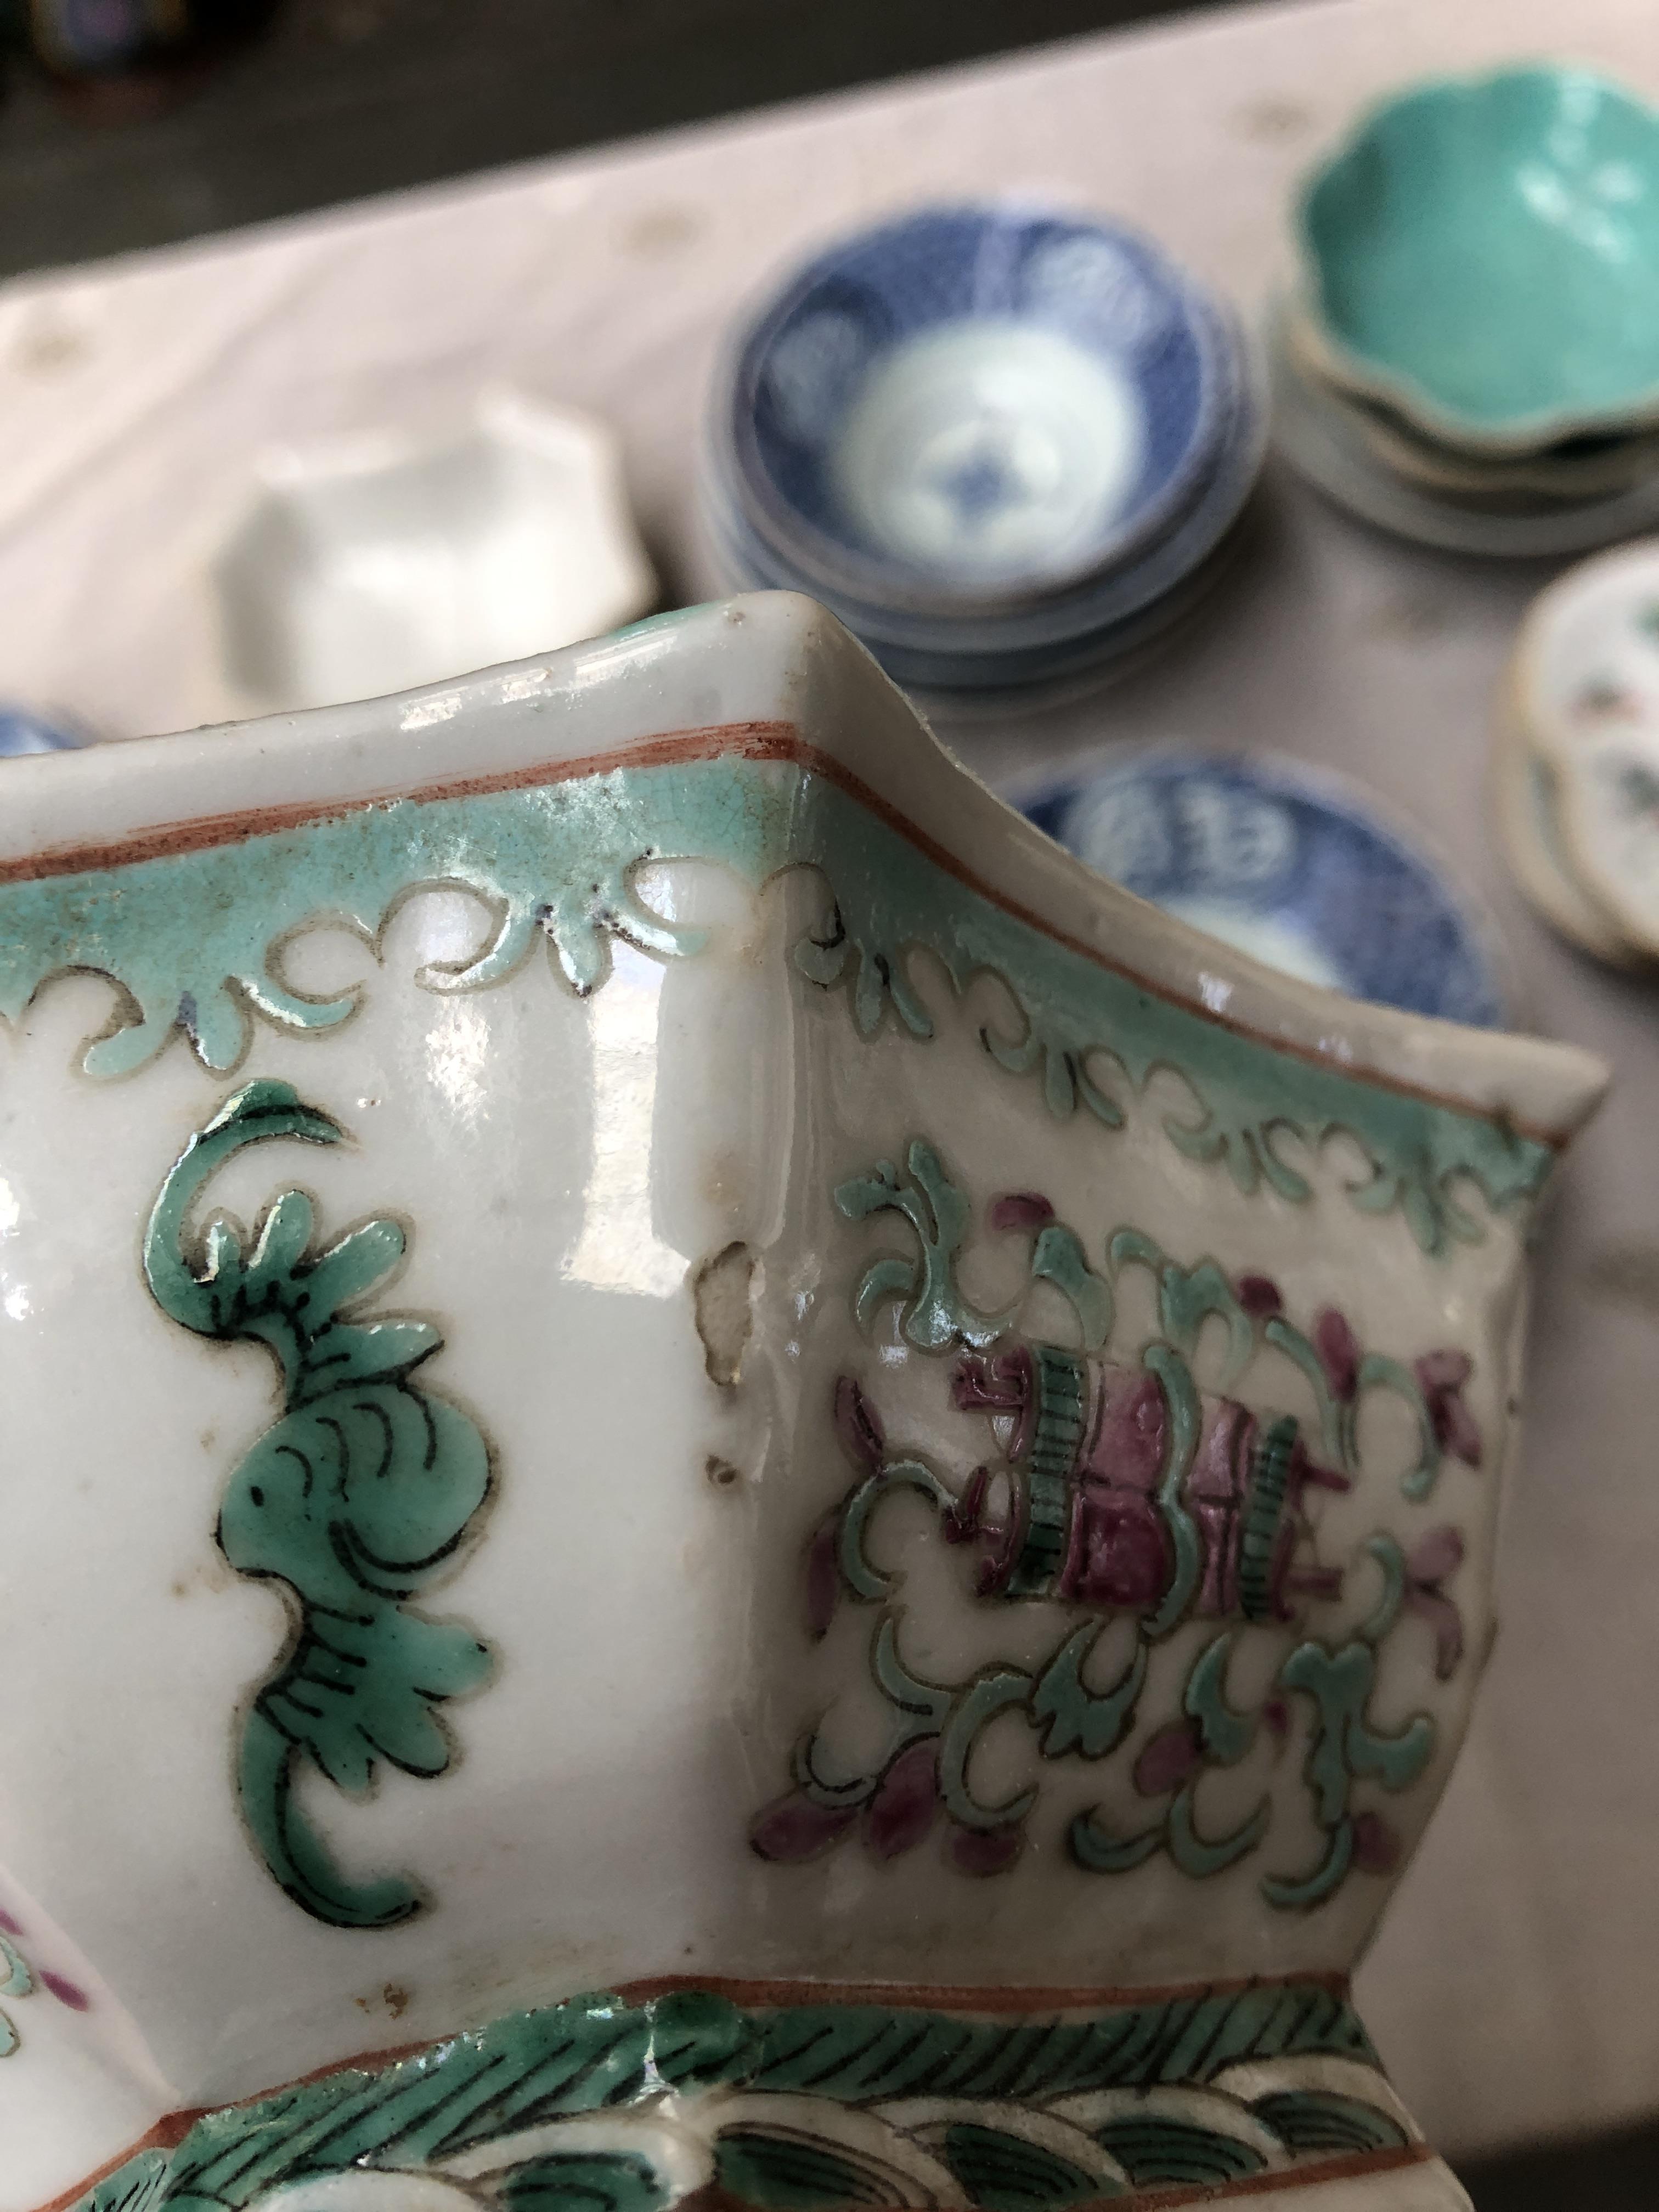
[0,748,1553,1254]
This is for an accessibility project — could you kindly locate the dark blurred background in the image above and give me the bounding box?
[0,0,1239,276]
[1,2,1653,2203]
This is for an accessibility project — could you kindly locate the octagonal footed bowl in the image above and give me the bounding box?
[0,596,1606,2212]
[1298,64,1659,453]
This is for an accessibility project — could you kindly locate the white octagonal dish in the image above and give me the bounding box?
[214,386,657,713]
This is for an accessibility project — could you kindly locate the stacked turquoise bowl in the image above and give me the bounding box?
[1273,66,1659,557]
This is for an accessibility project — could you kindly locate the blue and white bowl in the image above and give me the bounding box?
[705,204,1264,695]
[708,342,1263,652]
[717,205,1233,610]
[1016,749,1509,1026]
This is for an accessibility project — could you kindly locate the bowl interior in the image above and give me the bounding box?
[728,206,1226,597]
[1300,66,1659,443]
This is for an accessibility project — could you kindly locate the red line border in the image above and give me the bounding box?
[0,718,1562,1147]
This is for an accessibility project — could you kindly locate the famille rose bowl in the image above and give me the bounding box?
[0,595,1607,2212]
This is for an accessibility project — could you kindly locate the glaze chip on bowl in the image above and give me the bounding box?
[0,595,1606,2212]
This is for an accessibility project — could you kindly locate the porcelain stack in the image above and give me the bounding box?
[1274,66,1659,557]
[704,204,1266,706]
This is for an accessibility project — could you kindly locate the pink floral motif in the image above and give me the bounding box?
[833,1375,886,1469]
[1403,1524,1466,1679]
[749,1793,859,1863]
[989,1193,1054,1231]
[1350,1809,1402,1877]
[1414,1351,1482,1467]
[1313,1308,1361,1402]
[752,1738,949,1867]
[1237,1274,1284,1320]
[1133,1720,1204,1797]
[862,1740,940,1860]
[0,1909,92,2052]
[949,1822,1025,1876]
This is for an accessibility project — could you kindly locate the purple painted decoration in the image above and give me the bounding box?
[1313,1308,1361,1402]
[833,1375,885,1468]
[862,1740,940,1860]
[749,1793,859,1863]
[1133,1719,1204,1797]
[949,1822,1025,1876]
[1415,1351,1482,1466]
[989,1193,1055,1232]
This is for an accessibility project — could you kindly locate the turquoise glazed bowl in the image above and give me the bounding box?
[1298,65,1659,452]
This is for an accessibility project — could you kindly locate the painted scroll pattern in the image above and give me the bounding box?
[0,751,1553,1253]
[752,1141,1477,1908]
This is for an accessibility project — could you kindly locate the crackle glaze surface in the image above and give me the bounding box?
[0,596,1605,2210]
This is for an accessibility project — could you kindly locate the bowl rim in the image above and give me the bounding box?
[1267,295,1659,558]
[0,589,1607,1142]
[1507,535,1659,761]
[1490,677,1642,967]
[1292,61,1659,456]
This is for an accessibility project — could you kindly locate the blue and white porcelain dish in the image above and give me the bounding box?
[1014,749,1508,1026]
[0,707,86,758]
[714,204,1237,613]
[706,482,1249,698]
[709,334,1263,655]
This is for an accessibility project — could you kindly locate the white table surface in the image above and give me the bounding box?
[3,0,1657,2162]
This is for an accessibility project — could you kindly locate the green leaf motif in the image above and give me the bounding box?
[144,1080,496,1929]
[79,1980,1395,2210]
[1253,2090,1408,2157]
[836,1142,1014,1351]
[1091,2116,1265,2188]
[1263,1638,1435,1910]
[943,2123,1119,2209]
[78,2158,171,2212]
[506,2151,672,2212]
[715,2132,887,2211]
[1030,1223,1113,1352]
[1030,1626,1146,1762]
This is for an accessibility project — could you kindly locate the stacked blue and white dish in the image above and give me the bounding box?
[704,204,1266,704]
[1015,748,1510,1027]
